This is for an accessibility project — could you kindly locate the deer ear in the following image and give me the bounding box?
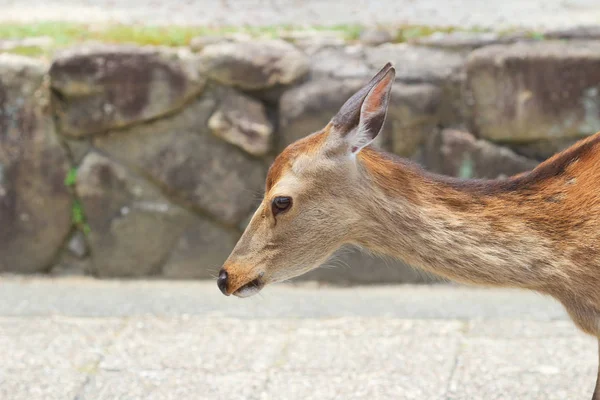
[331,62,395,154]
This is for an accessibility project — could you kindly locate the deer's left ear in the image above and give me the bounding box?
[331,62,395,155]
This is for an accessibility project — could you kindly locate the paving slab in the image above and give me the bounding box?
[79,370,266,400]
[448,336,597,400]
[0,276,596,400]
[0,0,599,30]
[294,318,465,338]
[0,317,124,370]
[260,370,447,400]
[100,318,290,373]
[467,319,584,338]
[0,367,87,400]
[281,335,459,374]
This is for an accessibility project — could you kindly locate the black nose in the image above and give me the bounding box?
[217,269,229,296]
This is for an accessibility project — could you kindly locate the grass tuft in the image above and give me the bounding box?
[0,21,542,60]
[0,22,365,48]
[63,167,91,234]
[64,167,77,187]
[0,22,366,58]
[71,199,91,235]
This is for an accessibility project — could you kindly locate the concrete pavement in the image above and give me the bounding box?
[0,276,596,399]
[0,0,599,30]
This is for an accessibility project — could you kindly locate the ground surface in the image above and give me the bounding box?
[0,276,596,399]
[0,0,599,29]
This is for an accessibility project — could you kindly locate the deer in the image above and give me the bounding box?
[216,62,600,398]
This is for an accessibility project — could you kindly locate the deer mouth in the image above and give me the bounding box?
[233,277,264,298]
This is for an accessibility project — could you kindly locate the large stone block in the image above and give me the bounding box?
[366,44,466,84]
[359,29,394,46]
[281,30,346,52]
[50,231,91,276]
[95,96,266,226]
[76,152,193,277]
[308,45,372,80]
[544,26,600,40]
[0,55,72,273]
[411,31,528,52]
[387,84,442,157]
[208,88,273,156]
[50,44,206,137]
[162,219,239,279]
[467,41,600,142]
[423,129,538,179]
[200,39,309,90]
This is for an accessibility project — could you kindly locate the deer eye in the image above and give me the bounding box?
[272,196,292,216]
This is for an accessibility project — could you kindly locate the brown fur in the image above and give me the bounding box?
[357,133,600,336]
[266,127,328,192]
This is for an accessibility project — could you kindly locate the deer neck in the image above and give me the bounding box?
[351,148,558,289]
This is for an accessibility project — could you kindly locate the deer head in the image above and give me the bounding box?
[217,63,396,297]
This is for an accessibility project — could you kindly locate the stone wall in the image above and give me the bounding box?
[2,29,600,283]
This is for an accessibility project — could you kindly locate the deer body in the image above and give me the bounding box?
[217,63,600,398]
[356,145,600,337]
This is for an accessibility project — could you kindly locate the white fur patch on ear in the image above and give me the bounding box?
[347,111,384,154]
[345,127,371,155]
